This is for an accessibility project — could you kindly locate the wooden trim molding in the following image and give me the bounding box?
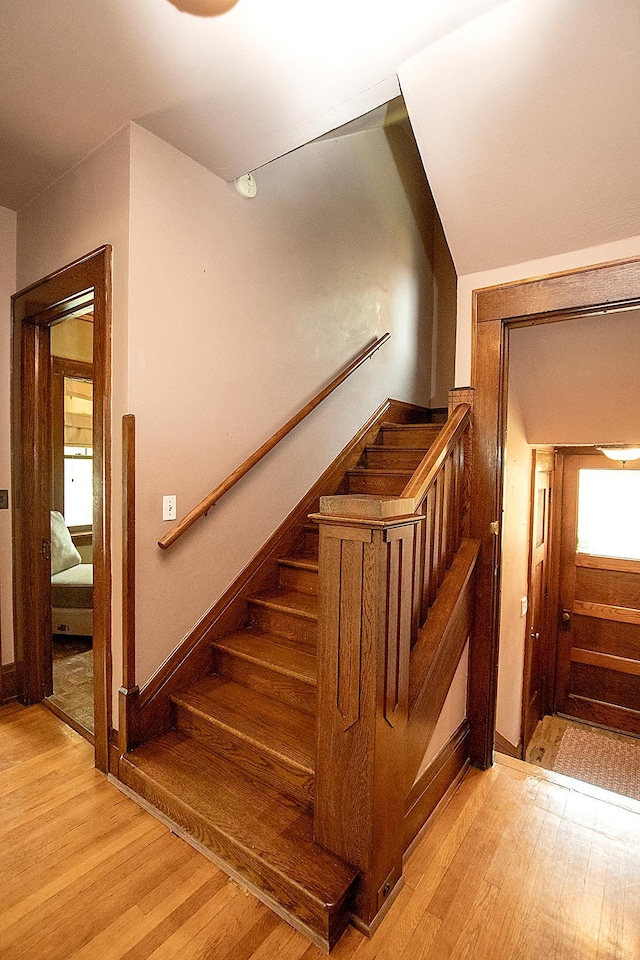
[11,246,112,773]
[1,663,18,703]
[404,719,470,854]
[470,254,640,770]
[119,414,139,755]
[573,599,640,626]
[494,730,523,760]
[576,554,640,574]
[571,647,640,677]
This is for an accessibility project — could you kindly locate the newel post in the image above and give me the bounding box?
[311,494,422,932]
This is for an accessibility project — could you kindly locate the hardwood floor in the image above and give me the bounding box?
[2,703,639,959]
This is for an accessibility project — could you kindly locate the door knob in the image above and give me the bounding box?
[561,609,572,630]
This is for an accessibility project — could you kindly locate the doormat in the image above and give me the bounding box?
[553,725,640,801]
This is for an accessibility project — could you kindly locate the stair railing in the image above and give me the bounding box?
[312,390,476,932]
[157,333,390,550]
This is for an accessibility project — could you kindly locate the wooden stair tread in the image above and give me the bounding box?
[212,630,316,685]
[172,675,315,772]
[347,468,413,477]
[365,445,431,453]
[277,556,319,573]
[249,587,318,621]
[119,732,357,926]
[380,421,441,431]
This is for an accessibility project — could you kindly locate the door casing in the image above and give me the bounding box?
[469,256,640,768]
[11,246,112,772]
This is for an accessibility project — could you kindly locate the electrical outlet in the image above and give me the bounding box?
[0,489,8,510]
[162,495,176,521]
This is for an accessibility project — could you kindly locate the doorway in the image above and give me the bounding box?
[468,254,640,768]
[11,247,112,772]
[49,324,95,736]
[553,447,640,735]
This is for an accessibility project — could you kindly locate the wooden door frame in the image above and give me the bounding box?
[11,246,112,772]
[520,447,554,754]
[468,255,640,768]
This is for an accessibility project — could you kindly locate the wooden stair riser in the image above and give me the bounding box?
[212,648,317,716]
[379,424,442,447]
[277,562,319,596]
[118,756,349,949]
[174,703,315,807]
[347,470,412,496]
[303,525,319,556]
[249,602,317,648]
[363,446,429,470]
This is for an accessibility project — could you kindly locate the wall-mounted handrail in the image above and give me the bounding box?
[158,332,391,550]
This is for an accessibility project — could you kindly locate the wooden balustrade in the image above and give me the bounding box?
[312,394,475,933]
[158,333,391,550]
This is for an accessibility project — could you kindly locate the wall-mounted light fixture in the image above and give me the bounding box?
[597,445,640,468]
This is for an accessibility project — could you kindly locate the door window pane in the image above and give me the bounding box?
[577,469,640,560]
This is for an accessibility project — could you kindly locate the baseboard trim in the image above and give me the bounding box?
[1,662,18,703]
[494,730,523,760]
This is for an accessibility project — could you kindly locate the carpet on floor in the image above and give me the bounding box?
[553,725,640,802]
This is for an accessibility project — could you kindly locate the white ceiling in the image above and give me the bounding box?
[0,0,503,211]
[2,0,637,277]
[399,0,640,273]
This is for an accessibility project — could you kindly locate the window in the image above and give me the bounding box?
[577,468,640,561]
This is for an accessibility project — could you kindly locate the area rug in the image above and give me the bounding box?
[553,725,640,802]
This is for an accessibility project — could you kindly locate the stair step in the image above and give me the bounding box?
[364,445,429,471]
[277,556,319,595]
[172,676,315,805]
[302,524,319,556]
[248,587,317,647]
[347,468,413,496]
[212,629,316,715]
[119,731,356,950]
[379,422,442,447]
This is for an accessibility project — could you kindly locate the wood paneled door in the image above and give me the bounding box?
[522,448,553,752]
[555,448,640,736]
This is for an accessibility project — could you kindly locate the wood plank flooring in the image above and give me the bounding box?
[2,703,640,959]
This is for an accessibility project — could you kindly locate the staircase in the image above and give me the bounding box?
[119,415,444,950]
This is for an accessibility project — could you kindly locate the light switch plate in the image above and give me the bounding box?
[163,495,176,521]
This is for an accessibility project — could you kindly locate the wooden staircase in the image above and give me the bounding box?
[118,415,444,950]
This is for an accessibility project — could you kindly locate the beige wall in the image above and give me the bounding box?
[0,206,17,666]
[16,125,131,709]
[128,122,440,686]
[496,379,531,747]
[510,310,640,445]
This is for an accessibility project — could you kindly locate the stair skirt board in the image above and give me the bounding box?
[109,773,347,953]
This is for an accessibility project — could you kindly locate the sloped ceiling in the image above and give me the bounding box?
[399,0,640,273]
[509,309,640,446]
[0,0,503,210]
[2,0,637,278]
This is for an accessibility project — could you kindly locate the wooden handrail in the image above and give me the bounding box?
[158,332,391,549]
[401,403,471,505]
